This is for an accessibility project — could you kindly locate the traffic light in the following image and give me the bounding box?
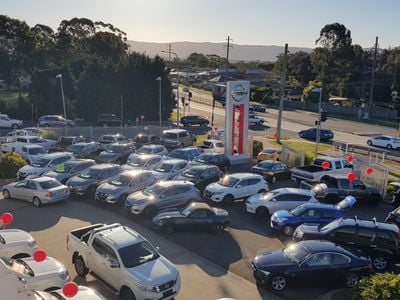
[320,111,327,122]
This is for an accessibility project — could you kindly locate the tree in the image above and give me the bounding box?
[316,23,352,50]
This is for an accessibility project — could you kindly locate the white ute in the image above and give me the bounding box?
[0,113,22,129]
[0,229,38,259]
[67,223,180,300]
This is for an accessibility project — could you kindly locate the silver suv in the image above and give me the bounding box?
[161,129,196,148]
[125,181,201,217]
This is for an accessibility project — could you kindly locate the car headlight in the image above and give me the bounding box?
[259,269,270,276]
[138,283,160,293]
[28,240,37,248]
[212,191,223,195]
[59,270,69,280]
[276,218,288,223]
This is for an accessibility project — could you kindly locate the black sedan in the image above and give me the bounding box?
[386,206,400,227]
[251,161,291,184]
[175,165,222,191]
[298,128,334,141]
[180,115,209,127]
[191,153,231,172]
[252,240,371,291]
[152,202,230,234]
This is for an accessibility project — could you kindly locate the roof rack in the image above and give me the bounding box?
[354,215,358,224]
[372,217,378,227]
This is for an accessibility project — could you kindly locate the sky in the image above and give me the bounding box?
[2,0,400,49]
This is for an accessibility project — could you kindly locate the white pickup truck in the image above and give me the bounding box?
[291,156,353,183]
[1,136,56,153]
[0,113,22,129]
[67,223,180,300]
[0,229,38,259]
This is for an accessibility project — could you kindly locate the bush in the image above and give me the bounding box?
[42,129,58,140]
[353,273,400,300]
[253,140,263,157]
[0,153,27,179]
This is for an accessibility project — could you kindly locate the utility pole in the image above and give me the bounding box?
[224,35,233,63]
[276,44,288,144]
[315,89,323,156]
[368,36,378,116]
[168,44,172,63]
[120,95,123,128]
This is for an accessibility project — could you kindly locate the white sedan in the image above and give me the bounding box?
[367,135,400,150]
[36,285,106,299]
[0,256,70,291]
[0,229,38,259]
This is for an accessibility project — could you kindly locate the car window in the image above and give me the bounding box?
[190,209,208,218]
[321,211,336,218]
[175,186,192,195]
[15,181,28,188]
[357,228,376,244]
[274,194,289,201]
[237,179,249,187]
[92,238,106,256]
[27,181,37,190]
[330,253,350,265]
[160,188,176,198]
[104,245,118,261]
[21,147,27,153]
[376,231,397,247]
[302,209,320,218]
[175,162,187,170]
[178,132,186,138]
[248,178,261,185]
[343,160,353,168]
[288,194,311,202]
[352,180,365,189]
[210,167,220,176]
[201,169,211,178]
[304,253,331,266]
[335,161,342,169]
[333,227,356,239]
[339,179,351,189]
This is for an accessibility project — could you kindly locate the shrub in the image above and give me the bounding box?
[41,129,58,140]
[253,140,263,157]
[304,152,315,165]
[353,273,400,300]
[0,152,27,179]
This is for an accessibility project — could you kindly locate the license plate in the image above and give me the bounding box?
[163,289,173,297]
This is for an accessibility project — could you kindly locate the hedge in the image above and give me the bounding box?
[0,152,27,179]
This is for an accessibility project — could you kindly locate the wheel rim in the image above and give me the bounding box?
[284,226,293,236]
[271,276,286,291]
[373,257,388,270]
[271,176,276,184]
[33,198,40,207]
[346,274,358,287]
[3,190,10,199]
[76,259,84,274]
[387,144,392,149]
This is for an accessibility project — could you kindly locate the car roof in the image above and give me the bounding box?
[31,176,57,183]
[201,152,224,157]
[298,240,348,253]
[191,202,211,209]
[302,202,339,211]
[101,134,124,137]
[71,142,95,146]
[156,180,194,187]
[172,147,199,152]
[99,225,144,248]
[230,172,263,179]
[274,188,315,196]
[40,152,72,159]
[160,159,186,164]
[333,218,399,232]
[188,164,218,171]
[141,144,163,148]
[163,129,188,133]
[22,144,44,149]
[257,160,280,164]
[64,159,94,166]
[136,154,162,160]
[119,169,150,177]
[90,163,119,170]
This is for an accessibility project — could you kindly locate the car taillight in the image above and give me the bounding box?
[367,263,373,270]
[396,231,400,238]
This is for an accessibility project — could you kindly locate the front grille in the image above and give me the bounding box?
[158,279,175,292]
[205,190,213,198]
[97,193,107,200]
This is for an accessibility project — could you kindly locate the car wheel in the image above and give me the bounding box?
[222,194,234,206]
[283,225,294,236]
[32,197,42,207]
[2,189,10,199]
[269,176,277,184]
[386,144,393,150]
[367,140,373,146]
[211,223,224,234]
[372,257,389,270]
[74,256,89,276]
[258,121,263,126]
[119,287,136,300]
[345,273,359,288]
[270,274,287,291]
[119,194,127,207]
[163,223,174,234]
[144,206,157,218]
[11,124,19,130]
[256,206,269,218]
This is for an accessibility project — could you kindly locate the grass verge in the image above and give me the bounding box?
[0,88,28,107]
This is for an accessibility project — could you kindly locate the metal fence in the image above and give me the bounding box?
[280,144,305,167]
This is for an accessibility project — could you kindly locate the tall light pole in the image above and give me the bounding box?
[276,44,288,144]
[55,74,67,120]
[156,77,162,128]
[161,50,180,127]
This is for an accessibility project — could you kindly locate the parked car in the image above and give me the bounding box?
[298,128,334,141]
[126,181,201,217]
[38,115,75,127]
[23,127,45,136]
[151,159,188,180]
[1,135,56,153]
[270,197,356,236]
[37,286,106,300]
[198,139,225,154]
[98,143,136,164]
[251,161,291,184]
[293,217,400,270]
[204,173,268,205]
[128,144,168,162]
[309,174,382,206]
[19,144,46,164]
[167,147,203,161]
[256,148,281,162]
[67,223,180,300]
[175,165,222,191]
[192,152,231,172]
[248,114,265,126]
[291,156,353,183]
[0,256,70,291]
[153,202,230,234]
[367,135,400,150]
[2,176,70,207]
[122,154,163,171]
[44,159,96,184]
[251,240,371,291]
[160,129,196,148]
[0,229,38,259]
[180,115,209,127]
[66,164,123,197]
[389,182,400,207]
[98,134,129,151]
[95,170,156,205]
[48,136,86,153]
[133,133,159,147]
[67,142,100,158]
[0,113,22,129]
[385,206,400,227]
[96,113,130,127]
[251,104,267,112]
[245,188,318,217]
[0,129,30,143]
[17,152,74,180]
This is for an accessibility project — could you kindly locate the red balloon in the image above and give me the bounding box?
[322,161,330,170]
[273,133,279,139]
[33,249,46,262]
[347,155,353,163]
[366,167,374,175]
[1,212,13,225]
[63,282,78,298]
[347,172,356,182]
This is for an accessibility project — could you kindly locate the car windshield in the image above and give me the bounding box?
[168,149,186,158]
[128,156,147,167]
[118,241,160,268]
[79,168,101,179]
[59,137,74,145]
[137,146,152,154]
[54,163,74,173]
[29,138,41,143]
[1,258,34,277]
[163,133,177,139]
[153,162,173,173]
[282,244,310,264]
[68,144,85,153]
[106,145,124,153]
[39,180,62,189]
[142,184,164,196]
[194,154,213,163]
[202,141,212,148]
[108,174,132,186]
[320,219,341,232]
[102,136,115,141]
[181,204,198,216]
[181,168,202,179]
[218,175,239,187]
[263,149,276,154]
[257,161,273,169]
[289,204,306,216]
[28,147,45,155]
[31,158,51,167]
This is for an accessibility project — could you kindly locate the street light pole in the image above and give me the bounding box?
[55,74,67,120]
[276,44,288,144]
[315,88,323,156]
[161,50,180,127]
[156,77,162,128]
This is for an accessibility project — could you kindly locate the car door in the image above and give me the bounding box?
[159,187,184,209]
[87,237,107,275]
[331,226,357,246]
[234,179,250,199]
[172,162,187,178]
[101,244,121,290]
[349,180,370,200]
[12,181,29,200]
[374,136,384,147]
[272,163,286,180]
[186,209,211,230]
[355,227,377,254]
[197,169,211,191]
[24,180,39,201]
[337,179,352,199]
[300,209,322,225]
[280,194,311,211]
[300,253,336,282]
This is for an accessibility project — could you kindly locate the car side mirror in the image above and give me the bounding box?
[236,185,242,188]
[109,259,119,268]
[271,198,276,202]
[156,246,160,251]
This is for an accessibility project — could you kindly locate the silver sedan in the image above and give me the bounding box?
[2,177,70,207]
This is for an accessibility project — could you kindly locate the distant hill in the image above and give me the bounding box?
[127,41,313,62]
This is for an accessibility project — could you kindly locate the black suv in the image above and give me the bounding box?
[293,217,400,270]
[192,153,231,172]
[96,114,130,127]
[180,115,209,127]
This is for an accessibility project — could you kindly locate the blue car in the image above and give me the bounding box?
[298,128,334,141]
[270,196,356,236]
[166,147,203,161]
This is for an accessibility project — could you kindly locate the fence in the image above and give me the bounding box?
[280,144,305,167]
